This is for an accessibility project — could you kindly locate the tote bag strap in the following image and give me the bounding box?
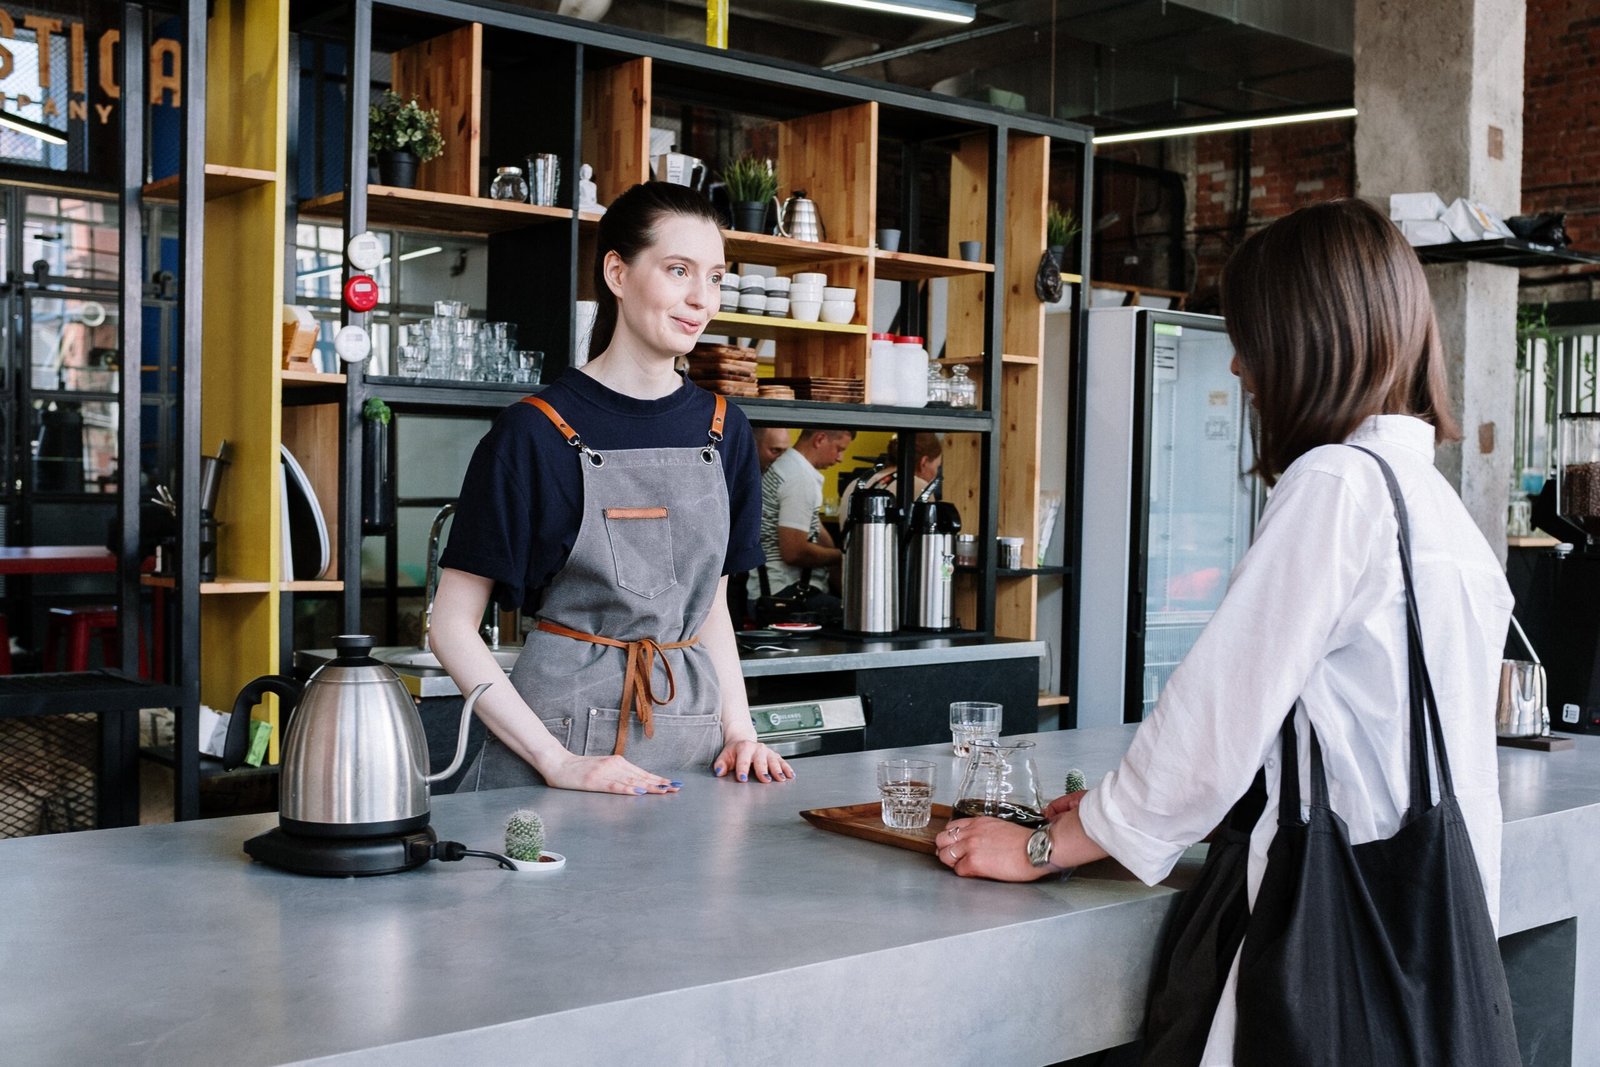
[1275,707,1334,826]
[1348,445,1457,812]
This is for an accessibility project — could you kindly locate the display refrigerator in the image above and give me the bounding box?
[1076,308,1259,726]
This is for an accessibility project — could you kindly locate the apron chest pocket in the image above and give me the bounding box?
[603,507,677,599]
[583,708,723,769]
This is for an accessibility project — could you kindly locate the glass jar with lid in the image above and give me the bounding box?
[926,361,951,406]
[949,364,977,408]
[490,166,529,202]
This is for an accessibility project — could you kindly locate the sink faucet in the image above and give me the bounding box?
[420,502,457,652]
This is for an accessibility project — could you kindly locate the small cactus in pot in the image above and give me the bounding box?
[1064,768,1087,795]
[505,809,545,862]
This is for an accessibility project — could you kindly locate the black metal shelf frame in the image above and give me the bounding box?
[290,0,1094,647]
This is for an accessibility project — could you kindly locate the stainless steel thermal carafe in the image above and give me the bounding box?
[905,500,961,630]
[842,485,899,634]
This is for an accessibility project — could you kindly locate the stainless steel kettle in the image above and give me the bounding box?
[234,634,488,836]
[842,482,899,635]
[773,190,824,242]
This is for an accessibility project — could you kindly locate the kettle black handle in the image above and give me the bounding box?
[225,674,300,770]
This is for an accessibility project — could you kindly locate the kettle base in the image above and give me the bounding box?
[244,825,437,877]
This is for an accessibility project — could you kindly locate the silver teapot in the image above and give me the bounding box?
[231,634,488,835]
[774,190,825,242]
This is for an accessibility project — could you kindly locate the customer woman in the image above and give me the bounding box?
[431,182,794,794]
[934,199,1514,1059]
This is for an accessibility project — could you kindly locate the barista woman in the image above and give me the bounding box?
[934,199,1513,1059]
[430,182,794,795]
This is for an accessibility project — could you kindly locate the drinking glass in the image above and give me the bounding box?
[515,350,545,385]
[433,300,466,318]
[423,318,453,378]
[949,700,1002,757]
[397,343,428,378]
[878,759,937,829]
[451,318,481,381]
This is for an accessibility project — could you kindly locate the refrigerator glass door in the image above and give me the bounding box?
[1140,321,1254,716]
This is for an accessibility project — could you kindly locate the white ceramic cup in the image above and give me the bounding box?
[740,275,767,291]
[739,292,767,313]
[790,299,822,322]
[788,284,823,303]
[721,272,741,290]
[793,271,828,288]
[765,297,789,317]
[765,276,791,294]
[820,300,855,324]
[822,286,856,302]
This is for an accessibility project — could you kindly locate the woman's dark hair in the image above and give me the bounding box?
[1220,198,1461,485]
[589,182,724,356]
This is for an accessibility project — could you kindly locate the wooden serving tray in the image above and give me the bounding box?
[801,801,952,854]
[1497,733,1575,751]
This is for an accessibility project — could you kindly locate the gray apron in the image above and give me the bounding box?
[465,393,731,789]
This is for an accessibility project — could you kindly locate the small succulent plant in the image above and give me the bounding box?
[504,808,545,862]
[1064,768,1087,795]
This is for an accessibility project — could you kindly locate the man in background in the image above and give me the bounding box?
[750,426,854,612]
[755,426,792,472]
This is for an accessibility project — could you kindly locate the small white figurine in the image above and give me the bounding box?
[578,163,604,214]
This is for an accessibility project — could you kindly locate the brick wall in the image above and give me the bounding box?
[1522,0,1600,263]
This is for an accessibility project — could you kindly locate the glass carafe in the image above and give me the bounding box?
[952,738,1045,826]
[949,364,977,409]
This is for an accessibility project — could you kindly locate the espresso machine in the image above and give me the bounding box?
[1517,413,1600,733]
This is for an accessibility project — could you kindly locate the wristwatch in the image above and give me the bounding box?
[1026,825,1056,869]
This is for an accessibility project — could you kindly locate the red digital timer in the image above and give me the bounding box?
[343,274,380,312]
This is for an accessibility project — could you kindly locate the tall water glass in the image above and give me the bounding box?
[515,350,545,385]
[950,701,1002,757]
[878,759,936,829]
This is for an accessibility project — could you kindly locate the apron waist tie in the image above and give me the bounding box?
[536,620,700,757]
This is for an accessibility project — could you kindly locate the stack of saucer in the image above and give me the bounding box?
[687,343,759,397]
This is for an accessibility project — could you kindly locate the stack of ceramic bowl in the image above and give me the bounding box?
[719,273,741,314]
[789,272,826,322]
[821,286,856,325]
[764,275,790,318]
[737,275,767,316]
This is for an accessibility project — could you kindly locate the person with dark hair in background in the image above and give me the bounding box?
[430,182,794,795]
[936,199,1518,1063]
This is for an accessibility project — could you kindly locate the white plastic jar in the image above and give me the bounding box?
[868,332,899,405]
[894,335,930,407]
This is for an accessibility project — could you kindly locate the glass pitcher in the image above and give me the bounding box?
[952,738,1046,826]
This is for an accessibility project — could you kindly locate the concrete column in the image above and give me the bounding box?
[1353,0,1524,562]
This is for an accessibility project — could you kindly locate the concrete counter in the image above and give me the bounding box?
[2,727,1593,1063]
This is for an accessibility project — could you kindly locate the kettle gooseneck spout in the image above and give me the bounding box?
[428,681,491,786]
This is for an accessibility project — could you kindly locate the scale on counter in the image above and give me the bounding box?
[750,696,866,757]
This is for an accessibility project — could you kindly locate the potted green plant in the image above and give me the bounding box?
[368,90,444,190]
[721,155,777,233]
[504,807,565,872]
[1046,202,1080,268]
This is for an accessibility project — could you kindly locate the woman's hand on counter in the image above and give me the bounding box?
[539,750,682,796]
[712,739,795,783]
[935,817,1053,882]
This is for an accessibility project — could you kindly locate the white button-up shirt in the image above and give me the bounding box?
[1077,415,1513,1064]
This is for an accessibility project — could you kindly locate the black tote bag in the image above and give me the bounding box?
[1233,447,1520,1066]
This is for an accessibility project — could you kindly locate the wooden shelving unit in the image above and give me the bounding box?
[709,312,868,340]
[282,369,346,387]
[873,250,994,281]
[299,186,572,235]
[141,163,276,202]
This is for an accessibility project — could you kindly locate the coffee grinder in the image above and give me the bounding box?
[1520,413,1600,732]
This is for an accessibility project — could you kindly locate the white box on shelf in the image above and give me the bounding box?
[1389,192,1448,221]
[1400,219,1456,246]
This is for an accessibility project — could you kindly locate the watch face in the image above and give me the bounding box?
[1027,827,1053,867]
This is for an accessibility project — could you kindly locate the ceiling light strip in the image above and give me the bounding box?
[1092,106,1357,145]
[0,109,67,145]
[810,0,975,25]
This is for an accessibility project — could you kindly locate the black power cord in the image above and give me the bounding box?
[432,839,518,871]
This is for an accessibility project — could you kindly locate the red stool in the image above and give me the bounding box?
[45,605,147,675]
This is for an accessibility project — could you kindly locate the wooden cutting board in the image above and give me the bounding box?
[800,801,952,854]
[694,379,759,397]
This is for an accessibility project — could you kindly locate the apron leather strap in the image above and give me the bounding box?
[535,620,700,757]
[709,394,726,441]
[522,395,579,444]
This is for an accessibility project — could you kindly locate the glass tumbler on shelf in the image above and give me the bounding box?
[451,318,482,381]
[515,350,545,385]
[434,300,466,319]
[489,166,529,203]
[953,738,1045,826]
[949,700,1002,757]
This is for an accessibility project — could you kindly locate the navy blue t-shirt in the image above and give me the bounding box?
[439,369,764,614]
